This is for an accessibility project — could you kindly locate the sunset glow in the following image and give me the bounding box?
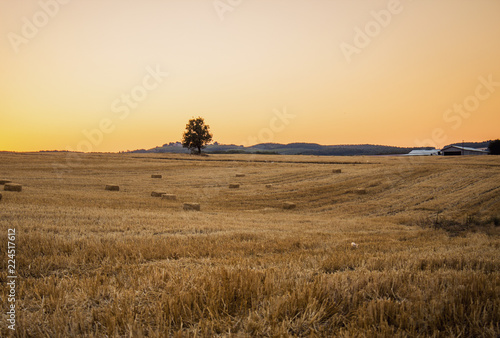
[1,0,499,152]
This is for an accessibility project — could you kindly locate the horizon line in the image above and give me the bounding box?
[1,139,493,154]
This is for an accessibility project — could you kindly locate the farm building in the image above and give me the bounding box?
[407,149,441,156]
[441,145,488,156]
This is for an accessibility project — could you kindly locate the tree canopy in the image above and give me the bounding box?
[181,117,213,154]
[488,139,500,155]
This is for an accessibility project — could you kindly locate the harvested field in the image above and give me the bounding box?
[0,152,499,337]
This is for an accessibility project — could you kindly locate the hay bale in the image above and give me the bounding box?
[355,188,366,195]
[151,174,162,179]
[105,185,119,191]
[265,184,273,188]
[235,174,246,177]
[229,184,240,189]
[283,202,296,210]
[161,194,177,201]
[0,192,2,201]
[345,189,366,195]
[0,179,12,185]
[332,169,342,173]
[151,191,166,197]
[4,183,22,192]
[183,203,200,211]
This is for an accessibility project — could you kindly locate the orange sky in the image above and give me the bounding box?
[1,0,499,152]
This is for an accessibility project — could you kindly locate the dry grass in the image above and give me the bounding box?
[0,152,499,337]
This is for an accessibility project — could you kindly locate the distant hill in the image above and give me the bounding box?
[443,141,491,149]
[129,142,436,156]
[245,143,417,156]
[129,140,493,156]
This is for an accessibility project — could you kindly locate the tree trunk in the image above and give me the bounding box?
[197,146,201,154]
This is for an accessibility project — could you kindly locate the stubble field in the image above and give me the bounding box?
[0,152,499,337]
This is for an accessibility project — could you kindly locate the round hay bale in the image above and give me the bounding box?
[105,185,119,191]
[332,169,342,173]
[0,179,12,185]
[283,202,296,210]
[229,184,240,189]
[4,183,22,192]
[161,194,177,201]
[151,191,166,197]
[265,184,273,188]
[151,174,162,179]
[235,174,246,177]
[183,203,200,211]
[355,188,367,195]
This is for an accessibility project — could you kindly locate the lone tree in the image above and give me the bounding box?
[488,139,500,155]
[182,117,213,154]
